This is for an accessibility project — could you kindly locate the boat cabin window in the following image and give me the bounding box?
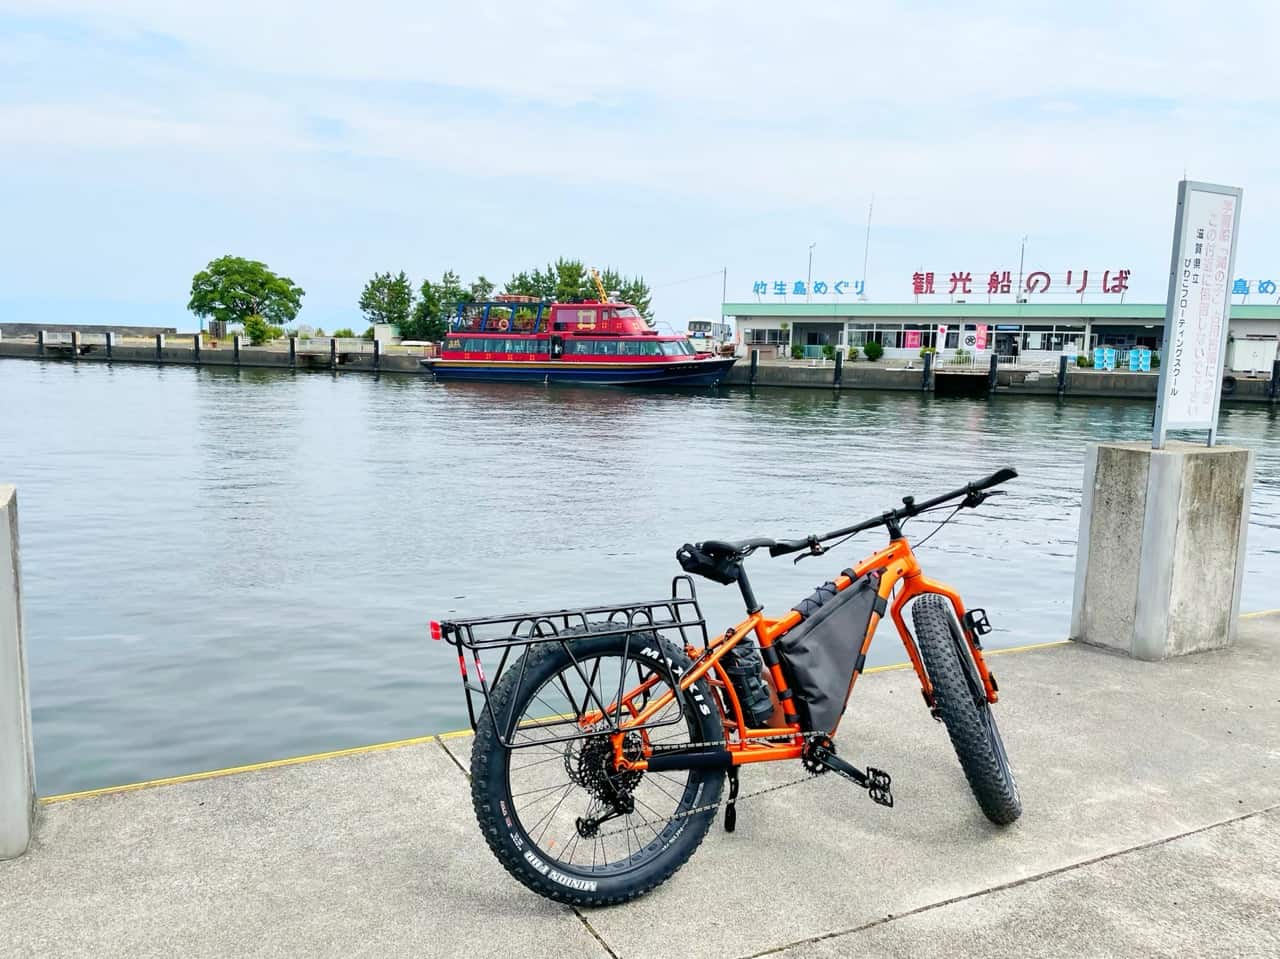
[660,340,695,356]
[458,337,541,354]
[554,308,602,332]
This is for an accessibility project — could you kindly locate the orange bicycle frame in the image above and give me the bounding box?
[611,535,999,771]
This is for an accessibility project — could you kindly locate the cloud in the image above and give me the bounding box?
[2,0,1279,319]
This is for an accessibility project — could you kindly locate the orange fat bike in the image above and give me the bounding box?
[433,469,1022,905]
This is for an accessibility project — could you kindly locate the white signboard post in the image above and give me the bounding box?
[1152,180,1243,448]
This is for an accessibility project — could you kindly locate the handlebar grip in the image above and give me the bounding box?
[768,539,807,557]
[973,467,1018,491]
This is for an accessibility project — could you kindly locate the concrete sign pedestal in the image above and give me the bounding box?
[1071,442,1253,660]
[0,485,35,859]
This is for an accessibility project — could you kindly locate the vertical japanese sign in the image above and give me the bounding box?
[975,324,989,350]
[1153,181,1242,448]
[904,330,921,350]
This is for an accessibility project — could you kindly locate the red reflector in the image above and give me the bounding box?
[429,621,442,641]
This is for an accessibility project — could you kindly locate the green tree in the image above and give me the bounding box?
[469,275,495,302]
[401,275,453,342]
[553,258,590,302]
[243,315,283,345]
[504,267,556,299]
[359,270,414,327]
[437,270,469,312]
[188,255,304,328]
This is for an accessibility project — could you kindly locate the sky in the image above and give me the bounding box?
[3,1,1279,332]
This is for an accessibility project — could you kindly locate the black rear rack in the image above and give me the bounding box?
[436,575,709,749]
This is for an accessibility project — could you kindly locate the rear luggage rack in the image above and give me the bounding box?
[435,576,709,749]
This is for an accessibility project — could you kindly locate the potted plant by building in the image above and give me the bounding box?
[863,340,884,362]
[790,343,805,360]
[847,344,860,361]
[821,343,836,361]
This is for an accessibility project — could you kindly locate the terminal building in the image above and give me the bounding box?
[721,302,1280,371]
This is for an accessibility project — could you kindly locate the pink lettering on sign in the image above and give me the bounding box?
[909,268,1132,295]
[904,330,921,349]
[975,325,989,350]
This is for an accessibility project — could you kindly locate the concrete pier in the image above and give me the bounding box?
[1072,442,1254,659]
[1,613,1278,957]
[0,486,35,860]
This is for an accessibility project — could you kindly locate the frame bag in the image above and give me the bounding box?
[775,573,883,735]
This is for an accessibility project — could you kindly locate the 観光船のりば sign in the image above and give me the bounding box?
[1153,180,1242,447]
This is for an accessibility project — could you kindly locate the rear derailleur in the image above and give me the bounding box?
[802,735,894,808]
[571,733,642,838]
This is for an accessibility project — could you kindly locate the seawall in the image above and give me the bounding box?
[2,336,1276,401]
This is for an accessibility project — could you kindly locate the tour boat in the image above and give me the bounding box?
[421,296,736,387]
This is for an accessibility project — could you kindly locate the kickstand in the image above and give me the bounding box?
[724,767,740,833]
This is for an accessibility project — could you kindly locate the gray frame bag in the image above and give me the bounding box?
[775,573,885,735]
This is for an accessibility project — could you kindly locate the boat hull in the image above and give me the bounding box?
[422,357,736,387]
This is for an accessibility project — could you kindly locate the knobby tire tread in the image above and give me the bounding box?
[470,627,723,906]
[912,594,1022,825]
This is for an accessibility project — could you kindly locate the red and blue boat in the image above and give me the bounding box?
[421,296,736,387]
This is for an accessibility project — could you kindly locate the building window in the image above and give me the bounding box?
[746,328,788,345]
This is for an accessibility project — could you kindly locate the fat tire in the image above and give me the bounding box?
[912,594,1022,825]
[470,627,724,906]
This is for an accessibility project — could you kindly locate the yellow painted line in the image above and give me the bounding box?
[39,733,443,805]
[861,638,1071,675]
[29,636,1074,805]
[985,639,1073,656]
[41,638,1077,803]
[1241,608,1280,620]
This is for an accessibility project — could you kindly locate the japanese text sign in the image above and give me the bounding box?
[1154,181,1242,446]
[911,269,1130,296]
[752,279,865,297]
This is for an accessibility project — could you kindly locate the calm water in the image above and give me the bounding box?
[2,358,1277,795]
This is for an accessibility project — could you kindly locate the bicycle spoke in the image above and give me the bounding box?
[500,640,713,875]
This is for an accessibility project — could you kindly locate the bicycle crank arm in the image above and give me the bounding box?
[810,746,894,808]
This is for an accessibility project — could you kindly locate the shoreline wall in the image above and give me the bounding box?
[0,338,1275,401]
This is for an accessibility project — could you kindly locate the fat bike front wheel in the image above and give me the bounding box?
[912,594,1022,825]
[470,628,724,906]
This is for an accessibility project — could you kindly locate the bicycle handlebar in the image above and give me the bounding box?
[767,467,1018,557]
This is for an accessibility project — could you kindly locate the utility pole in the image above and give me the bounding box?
[1016,234,1028,302]
[861,196,874,300]
[806,242,816,303]
[722,267,727,304]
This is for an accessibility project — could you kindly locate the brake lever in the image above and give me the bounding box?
[793,542,827,565]
[962,488,1007,509]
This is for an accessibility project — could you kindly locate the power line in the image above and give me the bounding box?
[651,270,726,290]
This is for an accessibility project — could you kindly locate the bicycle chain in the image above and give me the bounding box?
[592,730,832,839]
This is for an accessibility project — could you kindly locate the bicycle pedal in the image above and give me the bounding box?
[866,768,894,808]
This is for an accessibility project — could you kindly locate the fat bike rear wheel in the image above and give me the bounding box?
[470,628,724,906]
[912,594,1022,825]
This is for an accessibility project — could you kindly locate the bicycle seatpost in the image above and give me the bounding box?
[736,565,762,615]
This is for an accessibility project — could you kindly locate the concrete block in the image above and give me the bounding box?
[1071,441,1253,660]
[0,486,35,859]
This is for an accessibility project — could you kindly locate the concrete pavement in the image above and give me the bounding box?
[2,613,1278,958]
